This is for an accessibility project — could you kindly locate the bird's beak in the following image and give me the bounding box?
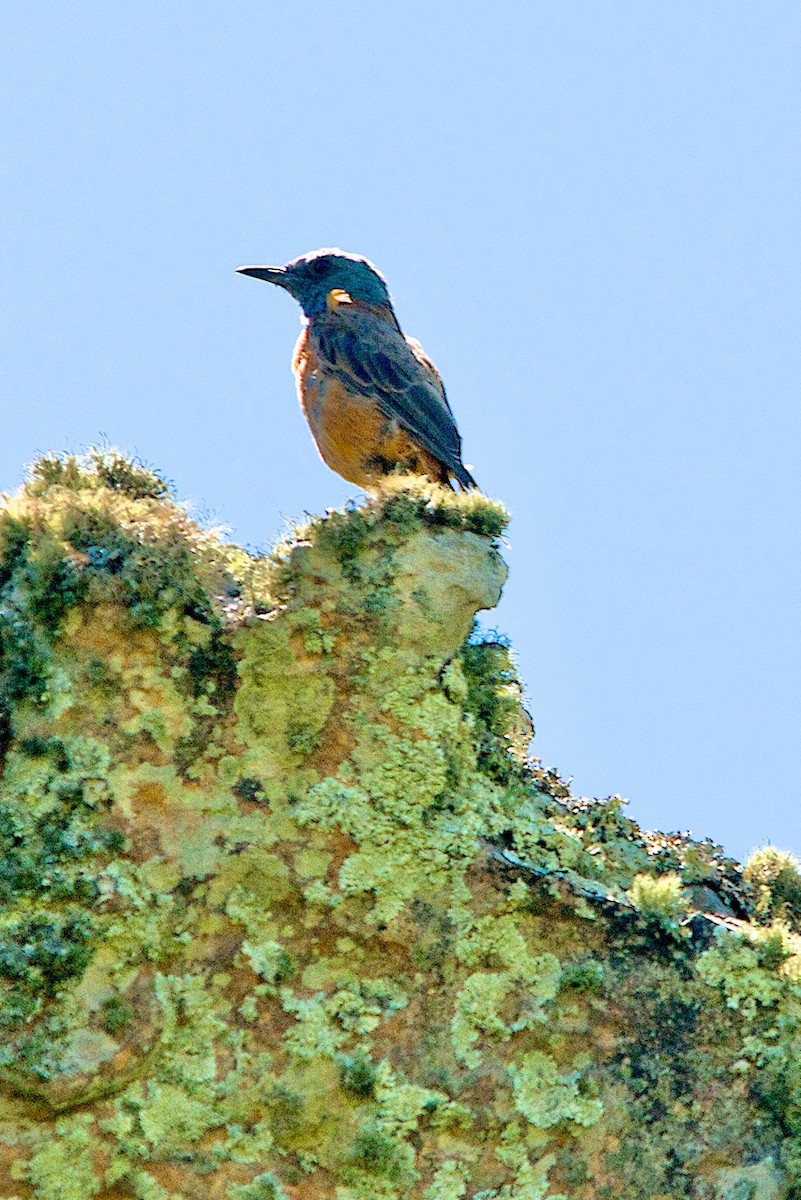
[236,265,290,287]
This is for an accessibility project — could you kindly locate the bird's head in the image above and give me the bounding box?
[237,248,393,318]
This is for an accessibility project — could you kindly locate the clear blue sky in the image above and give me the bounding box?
[2,3,799,864]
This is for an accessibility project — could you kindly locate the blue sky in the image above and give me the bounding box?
[2,3,799,863]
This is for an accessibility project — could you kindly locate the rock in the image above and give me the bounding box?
[0,451,797,1200]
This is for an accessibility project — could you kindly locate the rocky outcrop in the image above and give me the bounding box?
[0,451,798,1199]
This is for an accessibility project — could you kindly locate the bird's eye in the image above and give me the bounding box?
[305,259,328,278]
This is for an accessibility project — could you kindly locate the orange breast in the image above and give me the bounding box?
[292,331,446,487]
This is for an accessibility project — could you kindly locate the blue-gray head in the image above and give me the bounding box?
[237,248,393,318]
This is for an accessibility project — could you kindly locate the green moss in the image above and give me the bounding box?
[186,627,238,702]
[100,995,134,1035]
[26,448,171,501]
[0,911,96,999]
[460,630,532,783]
[64,510,212,630]
[347,1124,416,1185]
[348,1125,400,1173]
[338,1052,378,1097]
[373,475,508,539]
[227,1173,290,1200]
[626,872,689,936]
[0,535,76,713]
[745,846,801,930]
[0,734,128,1059]
[559,958,605,993]
[0,453,797,1199]
[295,476,509,561]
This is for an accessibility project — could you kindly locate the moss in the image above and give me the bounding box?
[296,476,509,561]
[227,1173,290,1200]
[0,733,129,1061]
[0,911,96,999]
[376,475,508,539]
[0,452,797,1199]
[27,448,171,501]
[63,509,213,630]
[745,846,801,930]
[460,630,532,783]
[338,1052,378,1097]
[627,872,689,936]
[559,957,605,993]
[231,777,267,804]
[100,995,134,1035]
[348,1124,413,1182]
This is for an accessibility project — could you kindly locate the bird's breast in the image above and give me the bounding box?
[291,329,441,487]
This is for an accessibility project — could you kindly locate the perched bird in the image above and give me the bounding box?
[237,249,476,489]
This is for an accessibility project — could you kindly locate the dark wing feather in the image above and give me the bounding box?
[316,312,475,486]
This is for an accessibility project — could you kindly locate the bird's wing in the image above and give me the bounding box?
[315,310,466,475]
[404,335,456,417]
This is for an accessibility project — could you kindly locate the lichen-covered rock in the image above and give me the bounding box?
[0,450,798,1199]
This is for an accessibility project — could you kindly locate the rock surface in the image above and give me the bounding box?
[0,451,798,1199]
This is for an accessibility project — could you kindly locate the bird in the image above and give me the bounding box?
[236,249,477,490]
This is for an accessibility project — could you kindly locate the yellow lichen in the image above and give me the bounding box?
[0,450,797,1199]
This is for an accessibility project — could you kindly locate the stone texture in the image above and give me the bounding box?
[0,451,798,1200]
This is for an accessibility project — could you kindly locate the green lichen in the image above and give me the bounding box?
[451,913,562,1067]
[16,1114,102,1200]
[137,1081,218,1152]
[423,1160,470,1200]
[232,615,335,796]
[745,846,801,930]
[0,450,797,1199]
[510,1050,603,1129]
[697,926,800,1014]
[227,1173,290,1200]
[627,870,690,935]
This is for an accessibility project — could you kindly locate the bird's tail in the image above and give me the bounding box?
[452,461,478,490]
